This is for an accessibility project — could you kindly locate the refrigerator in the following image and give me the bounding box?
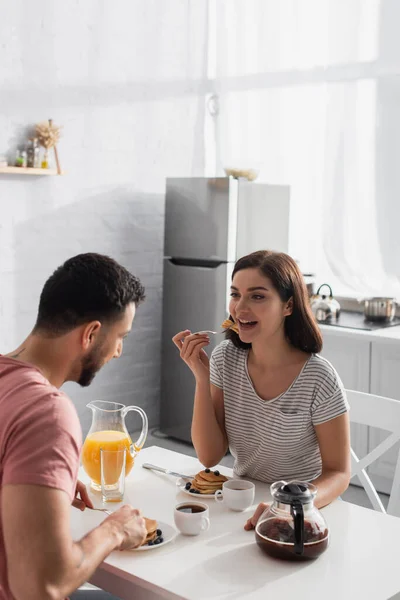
[160,177,290,442]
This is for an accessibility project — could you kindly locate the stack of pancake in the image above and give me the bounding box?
[188,469,228,495]
[141,517,162,546]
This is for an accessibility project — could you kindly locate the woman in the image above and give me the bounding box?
[172,250,351,523]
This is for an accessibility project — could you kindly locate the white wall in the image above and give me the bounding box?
[0,0,209,435]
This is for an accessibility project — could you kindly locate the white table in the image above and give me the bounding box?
[71,446,400,600]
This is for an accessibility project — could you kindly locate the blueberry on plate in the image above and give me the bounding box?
[156,528,162,536]
[205,468,211,473]
[159,537,164,543]
[148,540,154,546]
[185,482,191,490]
[194,490,201,494]
[154,537,161,545]
[189,488,196,493]
[214,470,220,476]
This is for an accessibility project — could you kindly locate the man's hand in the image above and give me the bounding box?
[105,505,147,550]
[72,480,94,511]
[3,484,147,600]
[244,502,269,531]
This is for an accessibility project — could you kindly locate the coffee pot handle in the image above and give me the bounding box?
[291,499,304,555]
[122,406,148,458]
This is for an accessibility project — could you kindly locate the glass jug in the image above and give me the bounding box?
[255,480,329,561]
[82,401,148,490]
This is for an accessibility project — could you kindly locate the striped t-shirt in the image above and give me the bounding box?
[210,340,349,483]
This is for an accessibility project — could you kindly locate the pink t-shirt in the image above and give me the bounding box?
[0,356,82,600]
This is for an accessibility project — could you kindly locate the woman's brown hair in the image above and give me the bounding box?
[225,250,322,353]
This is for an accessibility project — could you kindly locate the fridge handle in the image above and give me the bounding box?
[168,258,226,268]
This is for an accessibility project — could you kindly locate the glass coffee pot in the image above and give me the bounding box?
[255,480,329,561]
[82,401,148,491]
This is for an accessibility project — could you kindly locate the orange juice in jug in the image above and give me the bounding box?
[82,430,135,487]
[82,401,148,490]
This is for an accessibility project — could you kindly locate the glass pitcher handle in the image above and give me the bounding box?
[122,406,148,458]
[291,499,304,555]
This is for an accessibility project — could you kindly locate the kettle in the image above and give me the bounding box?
[255,480,329,561]
[310,283,340,322]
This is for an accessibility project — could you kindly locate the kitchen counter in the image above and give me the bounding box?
[319,320,400,344]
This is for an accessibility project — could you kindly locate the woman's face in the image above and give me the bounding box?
[229,267,292,344]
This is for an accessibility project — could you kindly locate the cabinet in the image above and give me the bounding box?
[369,341,400,494]
[320,331,371,485]
[321,329,400,495]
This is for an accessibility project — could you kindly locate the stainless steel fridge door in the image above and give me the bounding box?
[236,181,290,256]
[160,259,232,442]
[164,177,238,262]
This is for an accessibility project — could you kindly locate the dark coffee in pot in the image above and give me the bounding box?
[256,518,329,561]
[177,504,206,514]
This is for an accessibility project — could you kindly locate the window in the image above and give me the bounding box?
[206,0,400,298]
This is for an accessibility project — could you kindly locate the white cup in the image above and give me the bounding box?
[174,501,210,536]
[215,479,255,511]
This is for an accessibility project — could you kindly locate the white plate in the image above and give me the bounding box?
[178,483,219,499]
[177,475,231,499]
[132,521,177,551]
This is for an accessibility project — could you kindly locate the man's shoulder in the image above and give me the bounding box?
[45,388,80,429]
[0,360,80,440]
[30,385,81,445]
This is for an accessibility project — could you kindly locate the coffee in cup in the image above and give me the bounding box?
[174,501,210,535]
[215,479,255,511]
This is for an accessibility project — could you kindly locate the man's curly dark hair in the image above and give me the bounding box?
[33,253,145,336]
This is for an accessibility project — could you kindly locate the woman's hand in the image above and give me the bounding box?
[172,330,210,382]
[244,502,270,530]
[72,480,94,511]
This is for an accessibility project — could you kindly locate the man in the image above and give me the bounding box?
[0,253,148,600]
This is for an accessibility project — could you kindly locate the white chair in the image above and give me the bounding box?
[346,389,400,517]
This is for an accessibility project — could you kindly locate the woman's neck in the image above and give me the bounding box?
[249,331,305,370]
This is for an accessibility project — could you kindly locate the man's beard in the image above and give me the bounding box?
[78,345,105,387]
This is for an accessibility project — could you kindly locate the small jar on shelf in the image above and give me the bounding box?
[41,147,49,169]
[15,148,27,168]
[27,138,40,168]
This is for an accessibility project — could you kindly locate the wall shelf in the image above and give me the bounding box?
[0,166,63,176]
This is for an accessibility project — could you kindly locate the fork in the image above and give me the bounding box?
[194,323,236,336]
[194,329,227,336]
[89,507,112,515]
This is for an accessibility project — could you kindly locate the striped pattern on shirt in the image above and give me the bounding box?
[210,340,349,484]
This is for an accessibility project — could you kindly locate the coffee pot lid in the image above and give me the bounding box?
[271,480,316,504]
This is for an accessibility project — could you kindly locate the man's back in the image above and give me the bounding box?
[0,253,148,599]
[0,356,82,600]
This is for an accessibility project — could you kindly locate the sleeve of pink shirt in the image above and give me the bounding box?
[2,391,82,502]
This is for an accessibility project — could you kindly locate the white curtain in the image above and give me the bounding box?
[209,0,400,298]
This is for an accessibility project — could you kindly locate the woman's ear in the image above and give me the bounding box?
[284,297,293,317]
